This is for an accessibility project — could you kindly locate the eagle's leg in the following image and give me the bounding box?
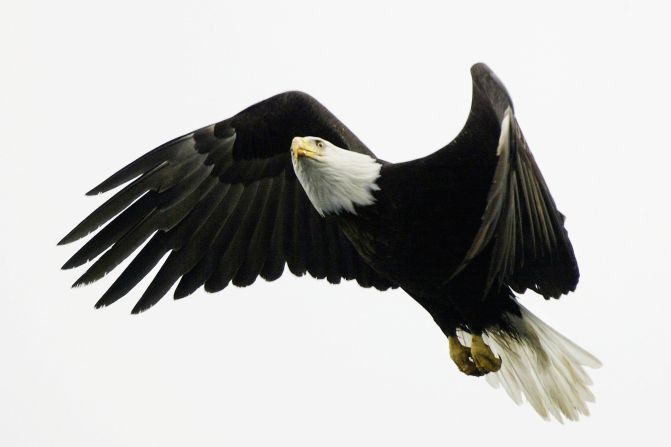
[448,335,483,376]
[470,334,502,373]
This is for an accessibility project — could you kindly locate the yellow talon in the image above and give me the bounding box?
[470,334,502,373]
[449,335,483,376]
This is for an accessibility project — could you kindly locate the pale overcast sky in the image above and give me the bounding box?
[2,1,670,445]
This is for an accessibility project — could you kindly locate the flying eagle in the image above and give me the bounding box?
[60,63,600,421]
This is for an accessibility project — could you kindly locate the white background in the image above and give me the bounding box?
[2,0,670,445]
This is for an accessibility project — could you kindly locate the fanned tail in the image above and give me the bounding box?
[457,303,601,422]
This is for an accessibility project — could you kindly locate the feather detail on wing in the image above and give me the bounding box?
[59,91,396,313]
[450,64,578,298]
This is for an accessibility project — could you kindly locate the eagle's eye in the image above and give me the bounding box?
[316,140,324,148]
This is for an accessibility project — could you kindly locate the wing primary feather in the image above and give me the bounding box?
[95,231,169,308]
[98,176,223,307]
[62,191,158,269]
[130,249,185,313]
[86,133,195,196]
[160,180,229,250]
[64,158,208,270]
[305,206,327,279]
[71,168,215,287]
[60,150,204,246]
[72,211,157,287]
[202,182,261,292]
[234,177,280,286]
[337,231,357,281]
[175,184,245,298]
[173,183,244,299]
[516,152,539,256]
[322,217,342,284]
[230,178,275,287]
[354,255,371,288]
[259,172,289,281]
[207,180,270,290]
[286,184,310,276]
[59,162,168,245]
[518,153,544,254]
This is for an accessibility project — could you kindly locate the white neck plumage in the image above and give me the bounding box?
[291,137,382,216]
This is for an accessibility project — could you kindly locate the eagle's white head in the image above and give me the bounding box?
[290,136,382,216]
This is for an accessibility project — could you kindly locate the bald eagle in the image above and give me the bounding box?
[60,63,600,421]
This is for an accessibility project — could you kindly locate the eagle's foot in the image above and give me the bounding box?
[448,335,483,376]
[470,334,502,373]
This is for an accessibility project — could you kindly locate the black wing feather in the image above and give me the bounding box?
[59,162,169,246]
[95,231,168,308]
[61,91,396,312]
[286,182,310,277]
[234,177,280,286]
[450,63,579,298]
[259,172,289,282]
[85,133,195,196]
[176,183,246,298]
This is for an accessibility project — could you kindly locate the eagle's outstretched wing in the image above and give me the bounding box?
[60,91,396,313]
[451,63,579,298]
[383,63,578,299]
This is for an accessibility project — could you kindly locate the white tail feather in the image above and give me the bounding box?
[457,303,601,422]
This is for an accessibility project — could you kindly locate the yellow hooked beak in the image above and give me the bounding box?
[291,137,320,162]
